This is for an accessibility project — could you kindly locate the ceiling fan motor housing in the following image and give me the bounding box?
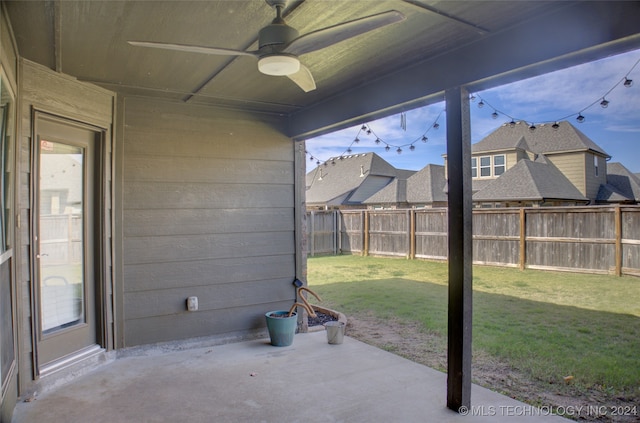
[257,19,301,76]
[258,21,299,50]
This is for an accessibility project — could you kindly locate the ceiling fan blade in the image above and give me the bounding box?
[128,41,258,57]
[286,64,316,92]
[283,10,405,56]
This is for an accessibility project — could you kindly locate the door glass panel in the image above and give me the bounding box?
[39,141,85,335]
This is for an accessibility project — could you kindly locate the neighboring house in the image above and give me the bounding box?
[364,164,447,209]
[305,152,415,210]
[460,120,639,207]
[319,121,639,210]
[597,162,640,204]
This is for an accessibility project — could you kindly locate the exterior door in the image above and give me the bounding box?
[34,113,101,372]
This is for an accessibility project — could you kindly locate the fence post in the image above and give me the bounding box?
[615,206,622,276]
[363,210,369,256]
[337,210,342,254]
[519,208,526,271]
[331,210,336,255]
[310,211,315,257]
[410,209,416,259]
[68,214,73,263]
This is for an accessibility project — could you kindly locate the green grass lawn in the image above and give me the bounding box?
[307,255,640,396]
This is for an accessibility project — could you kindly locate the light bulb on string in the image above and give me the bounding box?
[375,138,381,145]
[509,120,516,127]
[385,145,391,152]
[576,114,585,123]
[433,123,440,130]
[422,135,428,143]
[600,98,609,108]
[624,77,633,87]
[354,137,360,143]
[491,110,499,119]
[410,145,415,151]
[478,100,485,108]
[396,147,402,154]
[529,123,536,131]
[552,122,560,130]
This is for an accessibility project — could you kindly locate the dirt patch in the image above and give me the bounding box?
[308,311,337,327]
[344,313,638,422]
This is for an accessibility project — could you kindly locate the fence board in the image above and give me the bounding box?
[307,206,640,276]
[415,209,448,259]
[339,211,364,254]
[307,211,337,256]
[368,211,409,257]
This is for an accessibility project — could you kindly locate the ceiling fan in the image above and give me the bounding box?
[128,0,405,92]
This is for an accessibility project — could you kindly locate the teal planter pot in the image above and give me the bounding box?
[265,311,297,347]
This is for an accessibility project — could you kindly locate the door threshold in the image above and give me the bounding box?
[39,344,105,379]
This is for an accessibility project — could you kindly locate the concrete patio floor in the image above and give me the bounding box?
[12,331,569,422]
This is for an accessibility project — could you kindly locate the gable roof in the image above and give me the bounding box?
[364,164,447,205]
[472,157,588,202]
[472,121,610,157]
[406,164,447,204]
[305,152,411,206]
[596,162,640,203]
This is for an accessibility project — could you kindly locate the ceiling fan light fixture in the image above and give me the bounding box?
[258,55,300,76]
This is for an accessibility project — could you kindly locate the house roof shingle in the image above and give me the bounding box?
[596,162,640,202]
[364,164,446,205]
[305,152,414,206]
[472,120,610,157]
[472,157,588,202]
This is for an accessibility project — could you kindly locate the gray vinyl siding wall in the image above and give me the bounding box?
[119,96,296,347]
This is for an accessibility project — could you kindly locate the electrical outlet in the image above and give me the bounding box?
[187,296,198,311]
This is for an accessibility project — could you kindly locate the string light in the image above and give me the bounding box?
[306,54,638,171]
[305,109,445,167]
[470,54,639,127]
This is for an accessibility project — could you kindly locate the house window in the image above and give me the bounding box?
[480,156,491,177]
[494,155,505,176]
[594,155,598,177]
[471,157,477,178]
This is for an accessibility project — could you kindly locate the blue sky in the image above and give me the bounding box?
[305,49,640,173]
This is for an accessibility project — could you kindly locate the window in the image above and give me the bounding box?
[472,154,506,178]
[494,155,505,176]
[480,156,491,177]
[594,155,598,177]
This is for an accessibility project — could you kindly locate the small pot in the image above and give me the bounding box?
[265,311,297,347]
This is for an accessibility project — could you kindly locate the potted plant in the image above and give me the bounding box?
[265,286,321,347]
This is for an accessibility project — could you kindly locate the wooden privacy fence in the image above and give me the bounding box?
[306,206,640,277]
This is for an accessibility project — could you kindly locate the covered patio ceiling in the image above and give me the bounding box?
[6,0,640,139]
